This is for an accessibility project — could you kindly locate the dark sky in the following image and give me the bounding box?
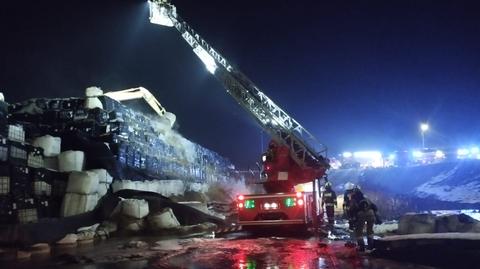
[1,0,480,168]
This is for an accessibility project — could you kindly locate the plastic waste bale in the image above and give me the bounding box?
[58,151,85,172]
[85,86,104,109]
[33,135,61,157]
[66,171,99,194]
[121,199,149,219]
[61,193,98,217]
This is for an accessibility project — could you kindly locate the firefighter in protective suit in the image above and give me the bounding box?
[321,181,337,230]
[343,182,355,230]
[348,186,377,251]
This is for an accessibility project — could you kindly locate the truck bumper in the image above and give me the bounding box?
[238,219,306,226]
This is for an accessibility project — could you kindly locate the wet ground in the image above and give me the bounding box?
[2,231,441,269]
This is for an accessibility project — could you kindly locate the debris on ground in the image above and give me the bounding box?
[122,240,149,249]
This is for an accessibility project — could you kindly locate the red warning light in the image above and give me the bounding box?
[297,199,304,206]
[238,195,245,201]
[238,202,244,208]
[296,192,303,198]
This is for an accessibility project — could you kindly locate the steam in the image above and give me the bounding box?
[150,113,196,163]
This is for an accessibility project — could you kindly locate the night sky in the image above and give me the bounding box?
[1,0,480,168]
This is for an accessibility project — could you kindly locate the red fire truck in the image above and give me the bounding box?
[148,1,330,230]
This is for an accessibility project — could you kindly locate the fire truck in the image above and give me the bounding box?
[148,1,330,229]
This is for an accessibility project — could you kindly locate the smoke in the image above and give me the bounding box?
[150,113,196,163]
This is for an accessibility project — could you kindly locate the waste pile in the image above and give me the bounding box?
[0,87,240,227]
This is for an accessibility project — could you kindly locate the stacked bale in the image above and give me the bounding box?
[61,171,99,217]
[1,86,242,226]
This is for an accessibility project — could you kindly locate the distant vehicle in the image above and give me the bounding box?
[411,148,445,165]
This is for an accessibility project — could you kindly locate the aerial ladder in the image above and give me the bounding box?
[148,0,330,229]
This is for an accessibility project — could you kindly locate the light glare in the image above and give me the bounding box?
[435,150,445,159]
[420,123,429,132]
[193,46,218,74]
[457,148,469,156]
[353,151,382,159]
[412,150,423,158]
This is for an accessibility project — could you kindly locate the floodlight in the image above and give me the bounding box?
[149,1,174,27]
[420,123,429,132]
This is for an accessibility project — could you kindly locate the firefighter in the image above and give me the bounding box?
[321,181,337,230]
[342,182,356,247]
[343,182,355,230]
[348,186,377,251]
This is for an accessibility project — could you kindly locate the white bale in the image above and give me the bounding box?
[85,97,103,110]
[66,171,99,194]
[85,87,104,109]
[112,180,136,193]
[88,169,112,184]
[97,183,109,197]
[32,135,61,157]
[147,181,157,192]
[148,208,180,229]
[121,199,149,219]
[58,151,85,172]
[85,86,103,97]
[43,157,58,170]
[137,181,148,192]
[0,92,4,101]
[61,193,98,217]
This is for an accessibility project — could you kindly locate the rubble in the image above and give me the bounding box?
[16,250,31,260]
[120,199,149,219]
[56,233,78,246]
[147,207,181,230]
[122,240,149,249]
[398,212,480,234]
[119,215,146,234]
[29,243,50,256]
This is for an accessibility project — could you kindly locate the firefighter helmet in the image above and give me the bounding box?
[344,182,355,190]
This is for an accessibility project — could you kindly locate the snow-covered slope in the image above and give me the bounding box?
[329,160,480,218]
[414,162,480,203]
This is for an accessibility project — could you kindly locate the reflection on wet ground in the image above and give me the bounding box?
[149,236,436,269]
[3,233,438,269]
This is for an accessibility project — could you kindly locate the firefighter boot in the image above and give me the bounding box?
[367,237,375,250]
[356,239,365,252]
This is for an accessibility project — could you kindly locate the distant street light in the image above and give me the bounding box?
[420,123,429,148]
